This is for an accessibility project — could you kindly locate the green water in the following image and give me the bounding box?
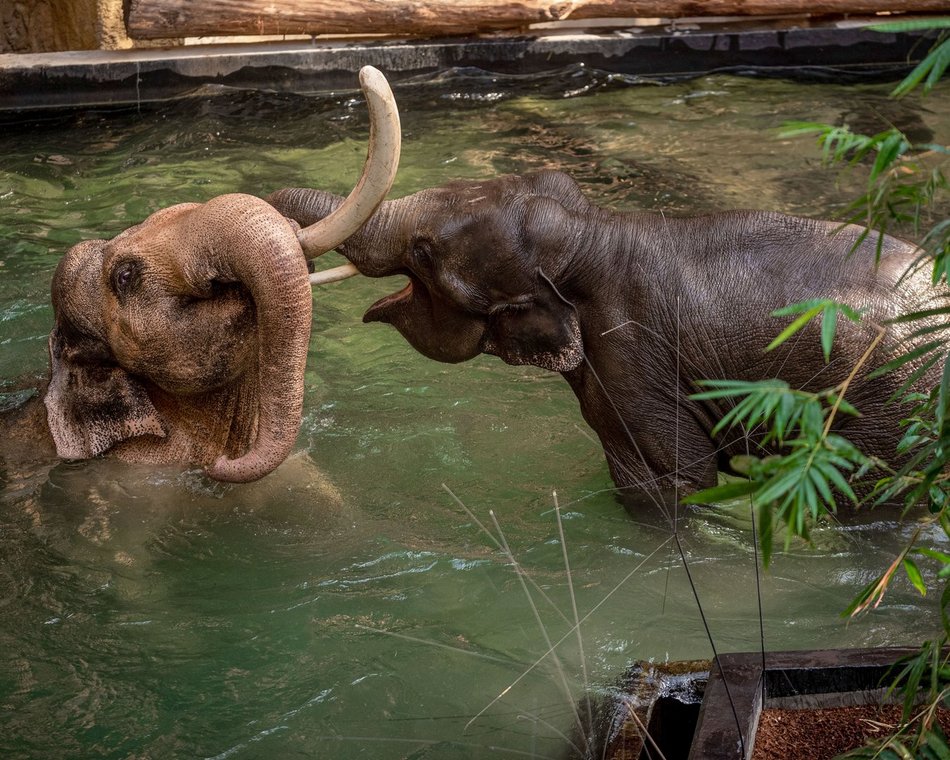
[1,70,948,758]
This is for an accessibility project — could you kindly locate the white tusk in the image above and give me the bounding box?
[309,263,360,286]
[298,65,401,258]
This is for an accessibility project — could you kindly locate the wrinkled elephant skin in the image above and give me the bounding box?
[45,194,314,483]
[10,65,403,484]
[268,170,947,499]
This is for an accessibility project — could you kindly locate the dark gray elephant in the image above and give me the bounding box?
[267,170,944,501]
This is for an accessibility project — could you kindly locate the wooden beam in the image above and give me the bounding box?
[127,0,949,40]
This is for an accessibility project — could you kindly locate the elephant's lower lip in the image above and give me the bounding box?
[363,278,413,323]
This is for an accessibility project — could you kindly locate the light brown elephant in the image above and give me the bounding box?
[7,66,401,484]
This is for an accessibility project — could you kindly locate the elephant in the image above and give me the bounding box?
[267,170,946,504]
[2,66,401,484]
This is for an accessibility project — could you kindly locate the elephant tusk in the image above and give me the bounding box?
[310,263,360,286]
[298,65,401,258]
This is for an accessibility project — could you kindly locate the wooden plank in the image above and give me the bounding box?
[127,0,949,40]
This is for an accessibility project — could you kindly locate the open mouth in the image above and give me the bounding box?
[363,276,415,323]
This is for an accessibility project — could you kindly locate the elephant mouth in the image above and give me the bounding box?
[363,276,416,324]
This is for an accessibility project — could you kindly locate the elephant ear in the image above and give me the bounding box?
[523,170,591,213]
[480,193,585,372]
[44,326,167,459]
[482,286,584,372]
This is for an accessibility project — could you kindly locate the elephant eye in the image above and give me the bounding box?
[110,260,141,299]
[411,239,434,270]
[489,296,534,315]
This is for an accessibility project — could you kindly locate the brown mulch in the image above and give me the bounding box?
[751,704,950,760]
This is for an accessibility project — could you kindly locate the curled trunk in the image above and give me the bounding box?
[199,196,313,483]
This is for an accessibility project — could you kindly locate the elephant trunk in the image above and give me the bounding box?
[266,189,344,231]
[207,67,401,481]
[199,196,313,483]
[266,189,400,279]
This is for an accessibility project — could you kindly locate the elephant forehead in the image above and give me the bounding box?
[416,176,520,214]
[109,203,199,247]
[440,212,528,269]
[430,185,521,235]
[53,239,109,338]
[100,233,183,293]
[103,215,213,292]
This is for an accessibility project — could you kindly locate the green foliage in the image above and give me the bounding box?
[684,328,877,565]
[871,20,949,99]
[869,18,950,33]
[924,218,950,284]
[779,123,910,175]
[839,641,950,759]
[891,35,950,97]
[841,727,950,760]
[768,299,865,362]
[780,122,947,264]
[871,367,950,513]
[696,35,949,563]
[694,27,950,759]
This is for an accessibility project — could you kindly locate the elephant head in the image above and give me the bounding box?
[267,171,591,372]
[44,66,401,483]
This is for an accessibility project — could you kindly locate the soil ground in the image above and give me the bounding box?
[751,704,950,759]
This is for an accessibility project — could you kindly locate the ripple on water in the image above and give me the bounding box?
[1,70,949,759]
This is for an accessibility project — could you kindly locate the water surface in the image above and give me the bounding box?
[1,69,948,758]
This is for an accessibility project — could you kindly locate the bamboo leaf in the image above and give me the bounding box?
[892,38,950,97]
[801,470,820,518]
[681,480,759,505]
[838,303,866,323]
[690,379,790,399]
[821,305,838,362]
[777,121,832,139]
[938,354,950,438]
[907,321,950,342]
[888,352,943,403]
[756,466,804,506]
[915,547,950,566]
[810,465,835,507]
[902,557,927,596]
[825,393,861,418]
[892,305,950,324]
[870,131,908,183]
[924,727,950,760]
[869,339,944,378]
[766,305,824,352]
[843,574,885,617]
[771,298,829,317]
[869,18,950,32]
[814,459,858,504]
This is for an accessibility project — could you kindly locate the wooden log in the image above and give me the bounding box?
[126,0,950,40]
[2,0,98,53]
